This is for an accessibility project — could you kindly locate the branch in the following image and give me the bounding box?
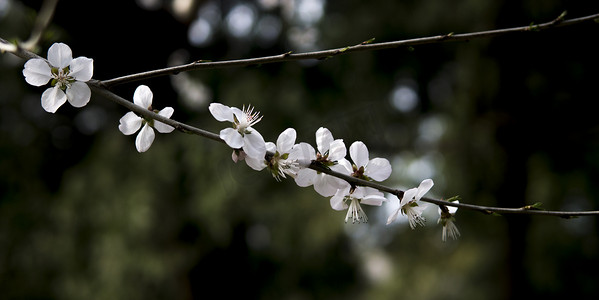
[3,12,599,219]
[99,12,599,87]
[86,82,599,218]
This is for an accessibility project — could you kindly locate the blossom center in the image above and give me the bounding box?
[345,197,368,224]
[51,66,74,90]
[234,105,262,134]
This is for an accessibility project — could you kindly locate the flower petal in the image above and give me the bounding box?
[361,193,386,206]
[242,128,266,159]
[331,158,353,175]
[386,208,401,225]
[154,107,175,133]
[118,112,142,135]
[41,86,67,113]
[289,142,315,163]
[23,58,52,86]
[330,188,349,211]
[66,81,91,107]
[245,156,266,171]
[69,57,94,82]
[133,85,153,109]
[314,173,339,197]
[265,142,276,153]
[349,141,369,168]
[295,168,315,187]
[327,139,347,161]
[276,128,296,153]
[220,127,243,149]
[399,187,418,207]
[365,157,392,181]
[47,43,72,69]
[415,179,434,201]
[135,124,155,152]
[208,102,234,122]
[315,127,334,154]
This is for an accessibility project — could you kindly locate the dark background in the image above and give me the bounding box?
[2,0,599,299]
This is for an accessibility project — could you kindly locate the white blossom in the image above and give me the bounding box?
[330,186,387,223]
[386,178,434,228]
[438,201,460,241]
[246,128,301,180]
[209,102,266,160]
[118,85,175,153]
[294,127,347,197]
[22,42,93,113]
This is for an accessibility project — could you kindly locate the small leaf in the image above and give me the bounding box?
[361,38,376,45]
[523,202,544,210]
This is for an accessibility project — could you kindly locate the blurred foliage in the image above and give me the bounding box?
[2,0,599,299]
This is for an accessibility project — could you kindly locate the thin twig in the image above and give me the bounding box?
[3,13,599,218]
[99,12,599,87]
[21,0,60,51]
[83,83,599,217]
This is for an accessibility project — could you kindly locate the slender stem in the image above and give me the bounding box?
[21,0,60,51]
[3,12,599,218]
[100,12,599,87]
[309,163,599,217]
[86,82,599,217]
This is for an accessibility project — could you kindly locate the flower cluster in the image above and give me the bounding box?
[21,43,459,241]
[22,43,176,153]
[208,102,459,239]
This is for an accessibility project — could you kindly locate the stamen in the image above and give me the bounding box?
[345,197,368,224]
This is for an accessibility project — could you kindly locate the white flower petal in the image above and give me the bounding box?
[118,112,142,135]
[327,139,347,161]
[290,142,315,162]
[242,128,266,159]
[154,107,175,133]
[133,85,153,109]
[315,127,334,154]
[265,142,276,153]
[399,188,418,207]
[349,141,369,168]
[361,193,386,206]
[135,124,155,152]
[220,127,244,149]
[69,57,94,82]
[41,86,67,113]
[66,81,91,107]
[386,208,401,225]
[365,158,392,182]
[330,189,349,211]
[245,156,266,171]
[22,59,52,86]
[415,179,434,201]
[295,168,316,187]
[331,158,352,175]
[209,103,234,122]
[438,200,460,215]
[314,174,339,197]
[47,43,72,69]
[276,128,296,153]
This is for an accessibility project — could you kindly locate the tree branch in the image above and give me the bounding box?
[99,12,599,87]
[87,82,599,218]
[3,11,599,219]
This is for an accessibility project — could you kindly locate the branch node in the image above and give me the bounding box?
[551,11,568,25]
